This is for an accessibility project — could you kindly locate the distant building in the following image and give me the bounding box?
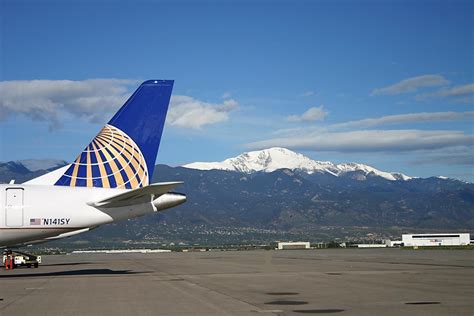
[356,244,387,248]
[402,233,470,247]
[182,248,207,252]
[384,240,403,247]
[277,242,310,250]
[71,249,171,254]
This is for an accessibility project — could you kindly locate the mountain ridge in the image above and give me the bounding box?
[0,159,68,184]
[0,160,473,244]
[184,147,414,181]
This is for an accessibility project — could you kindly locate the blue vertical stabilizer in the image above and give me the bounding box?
[55,80,174,189]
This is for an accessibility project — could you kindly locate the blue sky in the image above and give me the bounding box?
[0,0,473,181]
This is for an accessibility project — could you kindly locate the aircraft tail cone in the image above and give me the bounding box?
[153,193,186,211]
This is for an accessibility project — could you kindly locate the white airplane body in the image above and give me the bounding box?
[0,80,185,248]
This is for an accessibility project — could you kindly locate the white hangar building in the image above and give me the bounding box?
[402,233,470,247]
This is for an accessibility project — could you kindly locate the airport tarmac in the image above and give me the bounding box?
[0,248,473,315]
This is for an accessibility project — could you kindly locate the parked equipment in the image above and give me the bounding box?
[2,250,41,269]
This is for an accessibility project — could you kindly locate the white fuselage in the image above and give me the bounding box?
[0,184,184,248]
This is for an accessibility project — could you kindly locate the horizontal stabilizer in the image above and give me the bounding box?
[88,182,183,208]
[45,228,92,240]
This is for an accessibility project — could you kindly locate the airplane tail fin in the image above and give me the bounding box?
[49,80,174,189]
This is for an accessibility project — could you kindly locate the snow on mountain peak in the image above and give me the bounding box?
[183,147,412,181]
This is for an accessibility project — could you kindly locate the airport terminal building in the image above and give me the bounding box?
[402,233,470,247]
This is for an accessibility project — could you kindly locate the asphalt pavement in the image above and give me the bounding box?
[0,248,473,315]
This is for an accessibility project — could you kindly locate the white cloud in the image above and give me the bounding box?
[371,74,449,96]
[287,106,328,122]
[222,91,232,99]
[273,111,473,137]
[416,83,474,102]
[299,91,315,97]
[0,79,137,129]
[412,146,474,166]
[265,111,474,161]
[247,129,473,153]
[332,111,474,129]
[168,96,238,129]
[0,79,238,130]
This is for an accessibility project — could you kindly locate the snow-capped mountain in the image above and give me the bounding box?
[1,158,472,233]
[183,147,412,181]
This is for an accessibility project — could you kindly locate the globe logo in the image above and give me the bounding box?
[55,124,149,189]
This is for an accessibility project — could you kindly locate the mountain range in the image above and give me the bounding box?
[0,159,68,184]
[0,149,473,245]
[184,147,413,181]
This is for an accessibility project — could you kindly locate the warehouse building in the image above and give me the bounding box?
[277,242,310,250]
[402,233,470,247]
